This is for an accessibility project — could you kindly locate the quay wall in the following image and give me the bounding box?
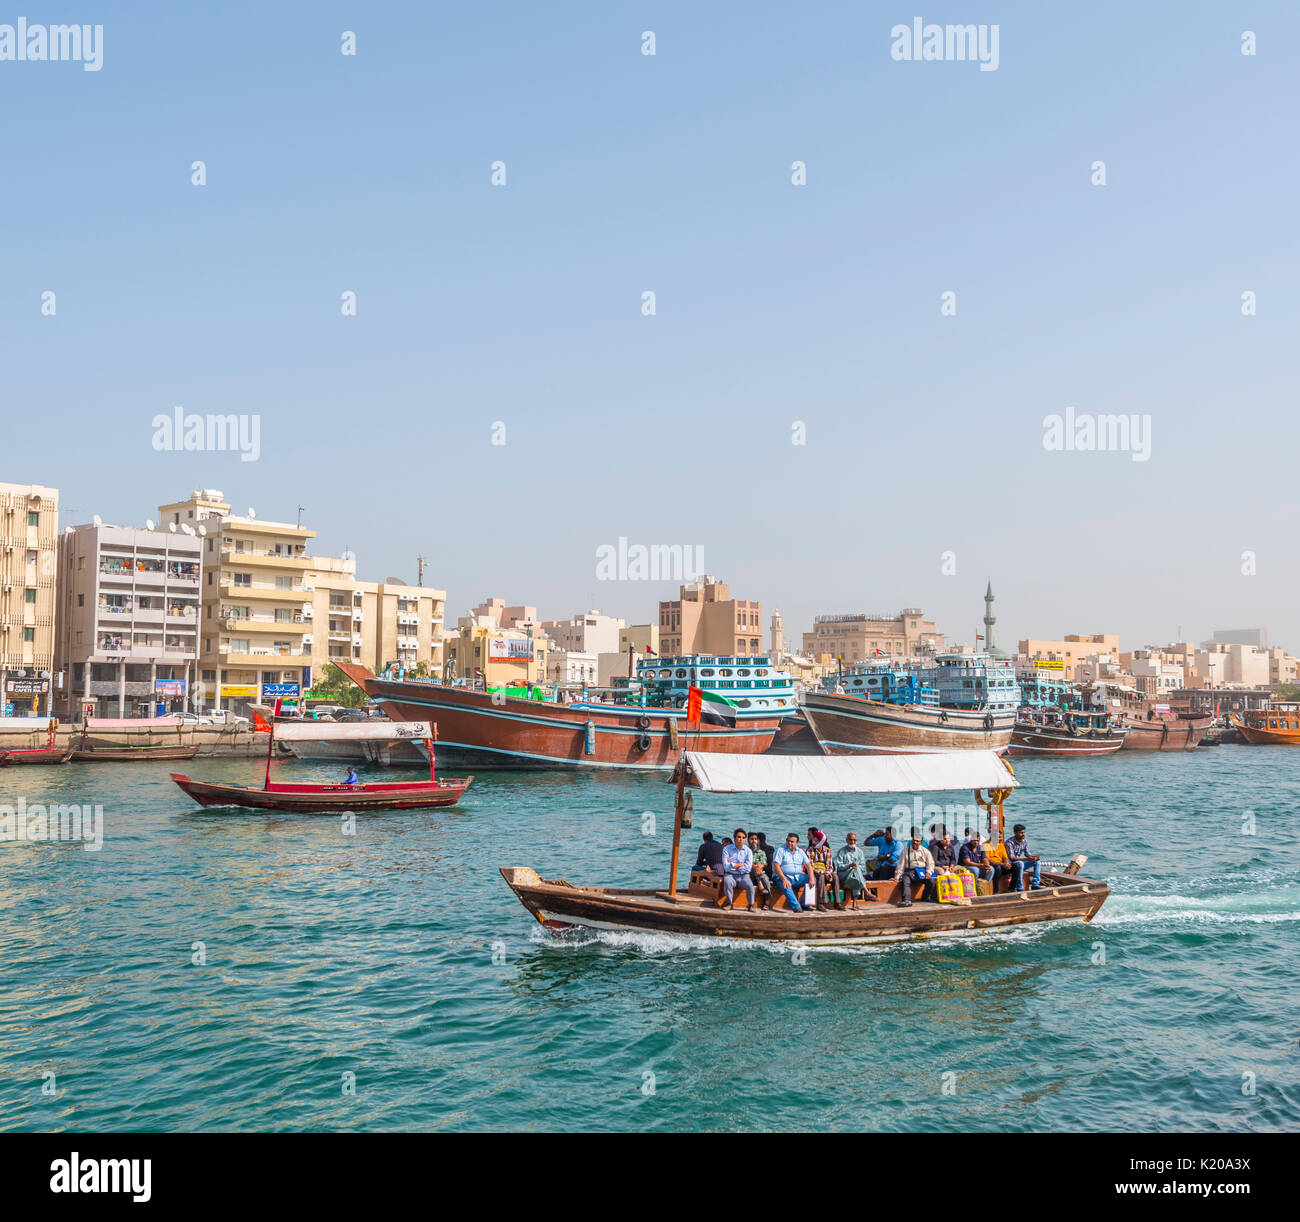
[0,724,266,758]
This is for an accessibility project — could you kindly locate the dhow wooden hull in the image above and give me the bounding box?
[802,692,1014,755]
[1118,716,1211,751]
[169,772,473,812]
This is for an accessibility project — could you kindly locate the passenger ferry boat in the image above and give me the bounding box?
[802,654,1020,755]
[1231,705,1300,745]
[620,654,798,721]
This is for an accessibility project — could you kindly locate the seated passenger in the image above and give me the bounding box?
[958,829,1001,892]
[344,767,358,786]
[983,833,1010,888]
[694,831,725,876]
[771,833,813,913]
[807,828,840,909]
[895,827,937,908]
[1006,823,1042,891]
[834,832,869,910]
[929,826,959,871]
[866,826,904,880]
[720,828,755,909]
[748,834,772,902]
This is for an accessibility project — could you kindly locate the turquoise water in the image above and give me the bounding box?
[1,747,1297,1132]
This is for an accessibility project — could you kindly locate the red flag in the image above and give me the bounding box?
[645,645,656,656]
[685,685,702,724]
[252,707,273,733]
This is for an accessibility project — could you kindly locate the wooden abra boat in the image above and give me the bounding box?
[802,689,1014,755]
[501,750,1108,945]
[0,747,72,765]
[169,718,472,812]
[1232,707,1300,745]
[0,720,71,765]
[71,744,199,762]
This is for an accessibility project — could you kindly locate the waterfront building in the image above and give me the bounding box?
[546,649,598,687]
[55,522,201,718]
[443,603,549,688]
[158,490,315,713]
[539,609,625,656]
[1017,633,1119,681]
[1205,627,1268,649]
[1268,647,1299,688]
[800,608,941,663]
[659,577,762,657]
[0,481,59,716]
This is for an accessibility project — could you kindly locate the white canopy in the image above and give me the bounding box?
[272,720,433,743]
[683,750,1018,794]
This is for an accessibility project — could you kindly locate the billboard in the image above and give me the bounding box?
[154,679,187,697]
[262,683,301,699]
[488,637,534,660]
[220,684,258,699]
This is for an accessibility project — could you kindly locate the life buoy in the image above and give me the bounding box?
[635,733,652,752]
[636,714,650,730]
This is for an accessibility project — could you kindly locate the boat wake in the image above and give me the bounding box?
[1093,883,1300,928]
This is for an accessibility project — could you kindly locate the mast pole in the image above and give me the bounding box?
[668,756,686,897]
[428,723,437,782]
[263,715,276,791]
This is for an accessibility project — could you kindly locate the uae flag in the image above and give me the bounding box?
[685,685,737,728]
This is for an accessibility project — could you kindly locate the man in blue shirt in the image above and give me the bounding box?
[720,828,755,909]
[1006,823,1042,890]
[771,832,813,912]
[866,826,904,881]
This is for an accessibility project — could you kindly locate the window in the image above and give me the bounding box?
[233,573,251,587]
[77,594,84,606]
[23,627,35,641]
[24,588,36,604]
[27,511,38,526]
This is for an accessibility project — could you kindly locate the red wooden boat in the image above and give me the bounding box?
[168,773,472,812]
[0,747,72,765]
[329,661,779,770]
[168,718,472,812]
[0,720,71,764]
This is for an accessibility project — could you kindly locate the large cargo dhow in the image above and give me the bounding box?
[802,653,1020,755]
[1118,708,1213,751]
[329,659,782,770]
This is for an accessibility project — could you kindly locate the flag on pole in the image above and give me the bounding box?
[685,685,737,728]
[645,645,656,656]
[875,648,883,657]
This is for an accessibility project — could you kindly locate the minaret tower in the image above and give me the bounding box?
[983,580,1004,657]
[770,609,785,661]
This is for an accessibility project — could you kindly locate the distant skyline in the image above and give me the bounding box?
[6,2,1297,653]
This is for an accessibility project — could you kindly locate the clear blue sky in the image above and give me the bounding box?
[4,1,1297,652]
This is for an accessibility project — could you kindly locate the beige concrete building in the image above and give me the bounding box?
[443,617,548,689]
[659,577,762,657]
[55,522,202,718]
[1019,634,1119,674]
[802,608,941,663]
[540,609,625,656]
[0,481,59,716]
[159,489,315,712]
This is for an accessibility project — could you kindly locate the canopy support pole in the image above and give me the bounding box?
[668,758,686,897]
[263,718,276,791]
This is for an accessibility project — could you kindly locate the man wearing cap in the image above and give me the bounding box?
[894,827,937,907]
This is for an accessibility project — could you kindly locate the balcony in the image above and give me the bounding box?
[220,616,309,633]
[218,576,307,599]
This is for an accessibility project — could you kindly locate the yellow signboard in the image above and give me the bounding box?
[1032,660,1065,671]
[221,684,259,698]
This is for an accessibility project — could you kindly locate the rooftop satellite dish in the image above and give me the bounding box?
[168,523,177,533]
[92,514,102,527]
[247,507,257,519]
[145,519,155,532]
[181,524,195,536]
[197,524,206,536]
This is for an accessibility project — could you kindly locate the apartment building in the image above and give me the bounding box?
[539,609,625,656]
[443,599,548,687]
[802,608,942,663]
[55,522,202,717]
[659,577,762,656]
[0,481,58,716]
[159,490,315,713]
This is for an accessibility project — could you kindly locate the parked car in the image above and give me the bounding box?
[178,711,251,727]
